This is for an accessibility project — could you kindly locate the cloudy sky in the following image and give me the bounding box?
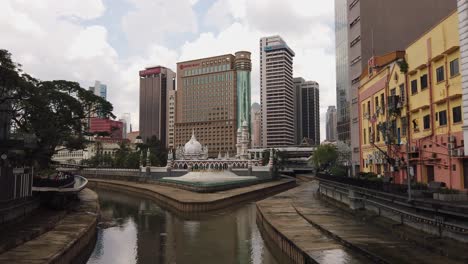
[1,0,336,141]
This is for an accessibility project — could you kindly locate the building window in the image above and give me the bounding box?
[412,119,419,132]
[411,79,418,94]
[401,117,407,136]
[453,106,462,123]
[423,115,430,130]
[450,59,459,77]
[420,74,428,90]
[349,0,359,9]
[436,66,445,83]
[367,101,370,115]
[439,110,447,126]
[363,129,366,144]
[350,16,360,28]
[350,36,361,47]
[399,84,405,103]
[350,56,361,66]
[380,94,385,114]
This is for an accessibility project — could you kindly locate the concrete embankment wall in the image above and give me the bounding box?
[88,179,296,213]
[0,198,40,226]
[0,189,99,264]
[318,181,468,243]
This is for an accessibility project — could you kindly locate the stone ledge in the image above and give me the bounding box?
[88,178,296,213]
[0,189,99,264]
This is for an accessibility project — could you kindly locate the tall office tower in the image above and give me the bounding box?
[175,52,251,157]
[89,80,107,99]
[293,77,305,144]
[167,90,176,149]
[326,106,337,142]
[118,118,127,138]
[139,66,176,146]
[335,0,457,175]
[235,51,252,131]
[294,78,320,145]
[121,113,131,134]
[251,103,261,147]
[260,36,295,147]
[335,0,349,143]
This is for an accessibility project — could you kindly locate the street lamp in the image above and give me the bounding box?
[402,140,412,201]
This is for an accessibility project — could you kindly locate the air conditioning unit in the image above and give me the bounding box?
[448,135,456,143]
[448,143,455,150]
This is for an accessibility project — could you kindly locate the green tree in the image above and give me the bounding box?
[0,49,114,170]
[143,135,167,167]
[312,144,338,172]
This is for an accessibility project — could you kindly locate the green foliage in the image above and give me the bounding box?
[397,59,409,74]
[312,144,338,172]
[1,49,115,170]
[330,165,347,177]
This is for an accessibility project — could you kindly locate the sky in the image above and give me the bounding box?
[1,0,336,142]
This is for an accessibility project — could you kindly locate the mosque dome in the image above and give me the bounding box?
[184,132,202,155]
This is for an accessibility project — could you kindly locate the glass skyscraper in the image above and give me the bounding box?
[335,0,350,142]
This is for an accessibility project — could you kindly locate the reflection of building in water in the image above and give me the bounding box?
[135,200,166,264]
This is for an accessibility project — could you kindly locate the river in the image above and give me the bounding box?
[86,188,287,264]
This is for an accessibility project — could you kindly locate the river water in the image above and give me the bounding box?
[87,188,286,264]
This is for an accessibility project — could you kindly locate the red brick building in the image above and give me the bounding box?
[89,118,124,139]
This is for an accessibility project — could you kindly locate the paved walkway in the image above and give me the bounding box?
[0,189,99,264]
[291,181,466,264]
[257,187,373,264]
[0,208,67,254]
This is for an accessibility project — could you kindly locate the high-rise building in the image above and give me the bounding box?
[175,52,251,157]
[335,0,349,143]
[251,103,261,147]
[260,35,295,147]
[89,80,107,100]
[294,78,320,145]
[139,66,176,146]
[335,0,457,175]
[326,106,337,142]
[293,78,304,144]
[167,89,176,149]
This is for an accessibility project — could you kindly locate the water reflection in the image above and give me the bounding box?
[87,188,282,264]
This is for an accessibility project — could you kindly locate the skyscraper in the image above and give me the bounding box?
[89,80,107,100]
[334,0,349,143]
[335,0,457,175]
[294,78,320,145]
[139,66,176,146]
[251,103,261,147]
[326,106,337,142]
[260,36,295,147]
[293,78,304,144]
[175,52,251,157]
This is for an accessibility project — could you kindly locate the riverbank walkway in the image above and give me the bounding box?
[258,179,468,263]
[0,189,99,264]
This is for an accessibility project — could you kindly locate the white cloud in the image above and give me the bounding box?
[2,0,336,142]
[121,0,198,52]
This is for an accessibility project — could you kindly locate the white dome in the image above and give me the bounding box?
[184,133,202,154]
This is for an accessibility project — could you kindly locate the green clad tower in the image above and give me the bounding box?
[234,51,252,134]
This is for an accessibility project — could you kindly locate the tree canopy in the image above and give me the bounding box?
[0,49,115,169]
[312,144,338,172]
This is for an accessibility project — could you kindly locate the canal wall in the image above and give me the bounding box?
[318,178,468,243]
[0,189,99,264]
[0,198,40,226]
[88,178,296,213]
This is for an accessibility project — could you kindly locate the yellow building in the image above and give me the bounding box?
[358,11,465,189]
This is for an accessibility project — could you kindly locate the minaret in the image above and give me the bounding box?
[235,51,252,134]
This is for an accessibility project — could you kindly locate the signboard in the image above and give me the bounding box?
[139,67,161,77]
[179,63,200,70]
